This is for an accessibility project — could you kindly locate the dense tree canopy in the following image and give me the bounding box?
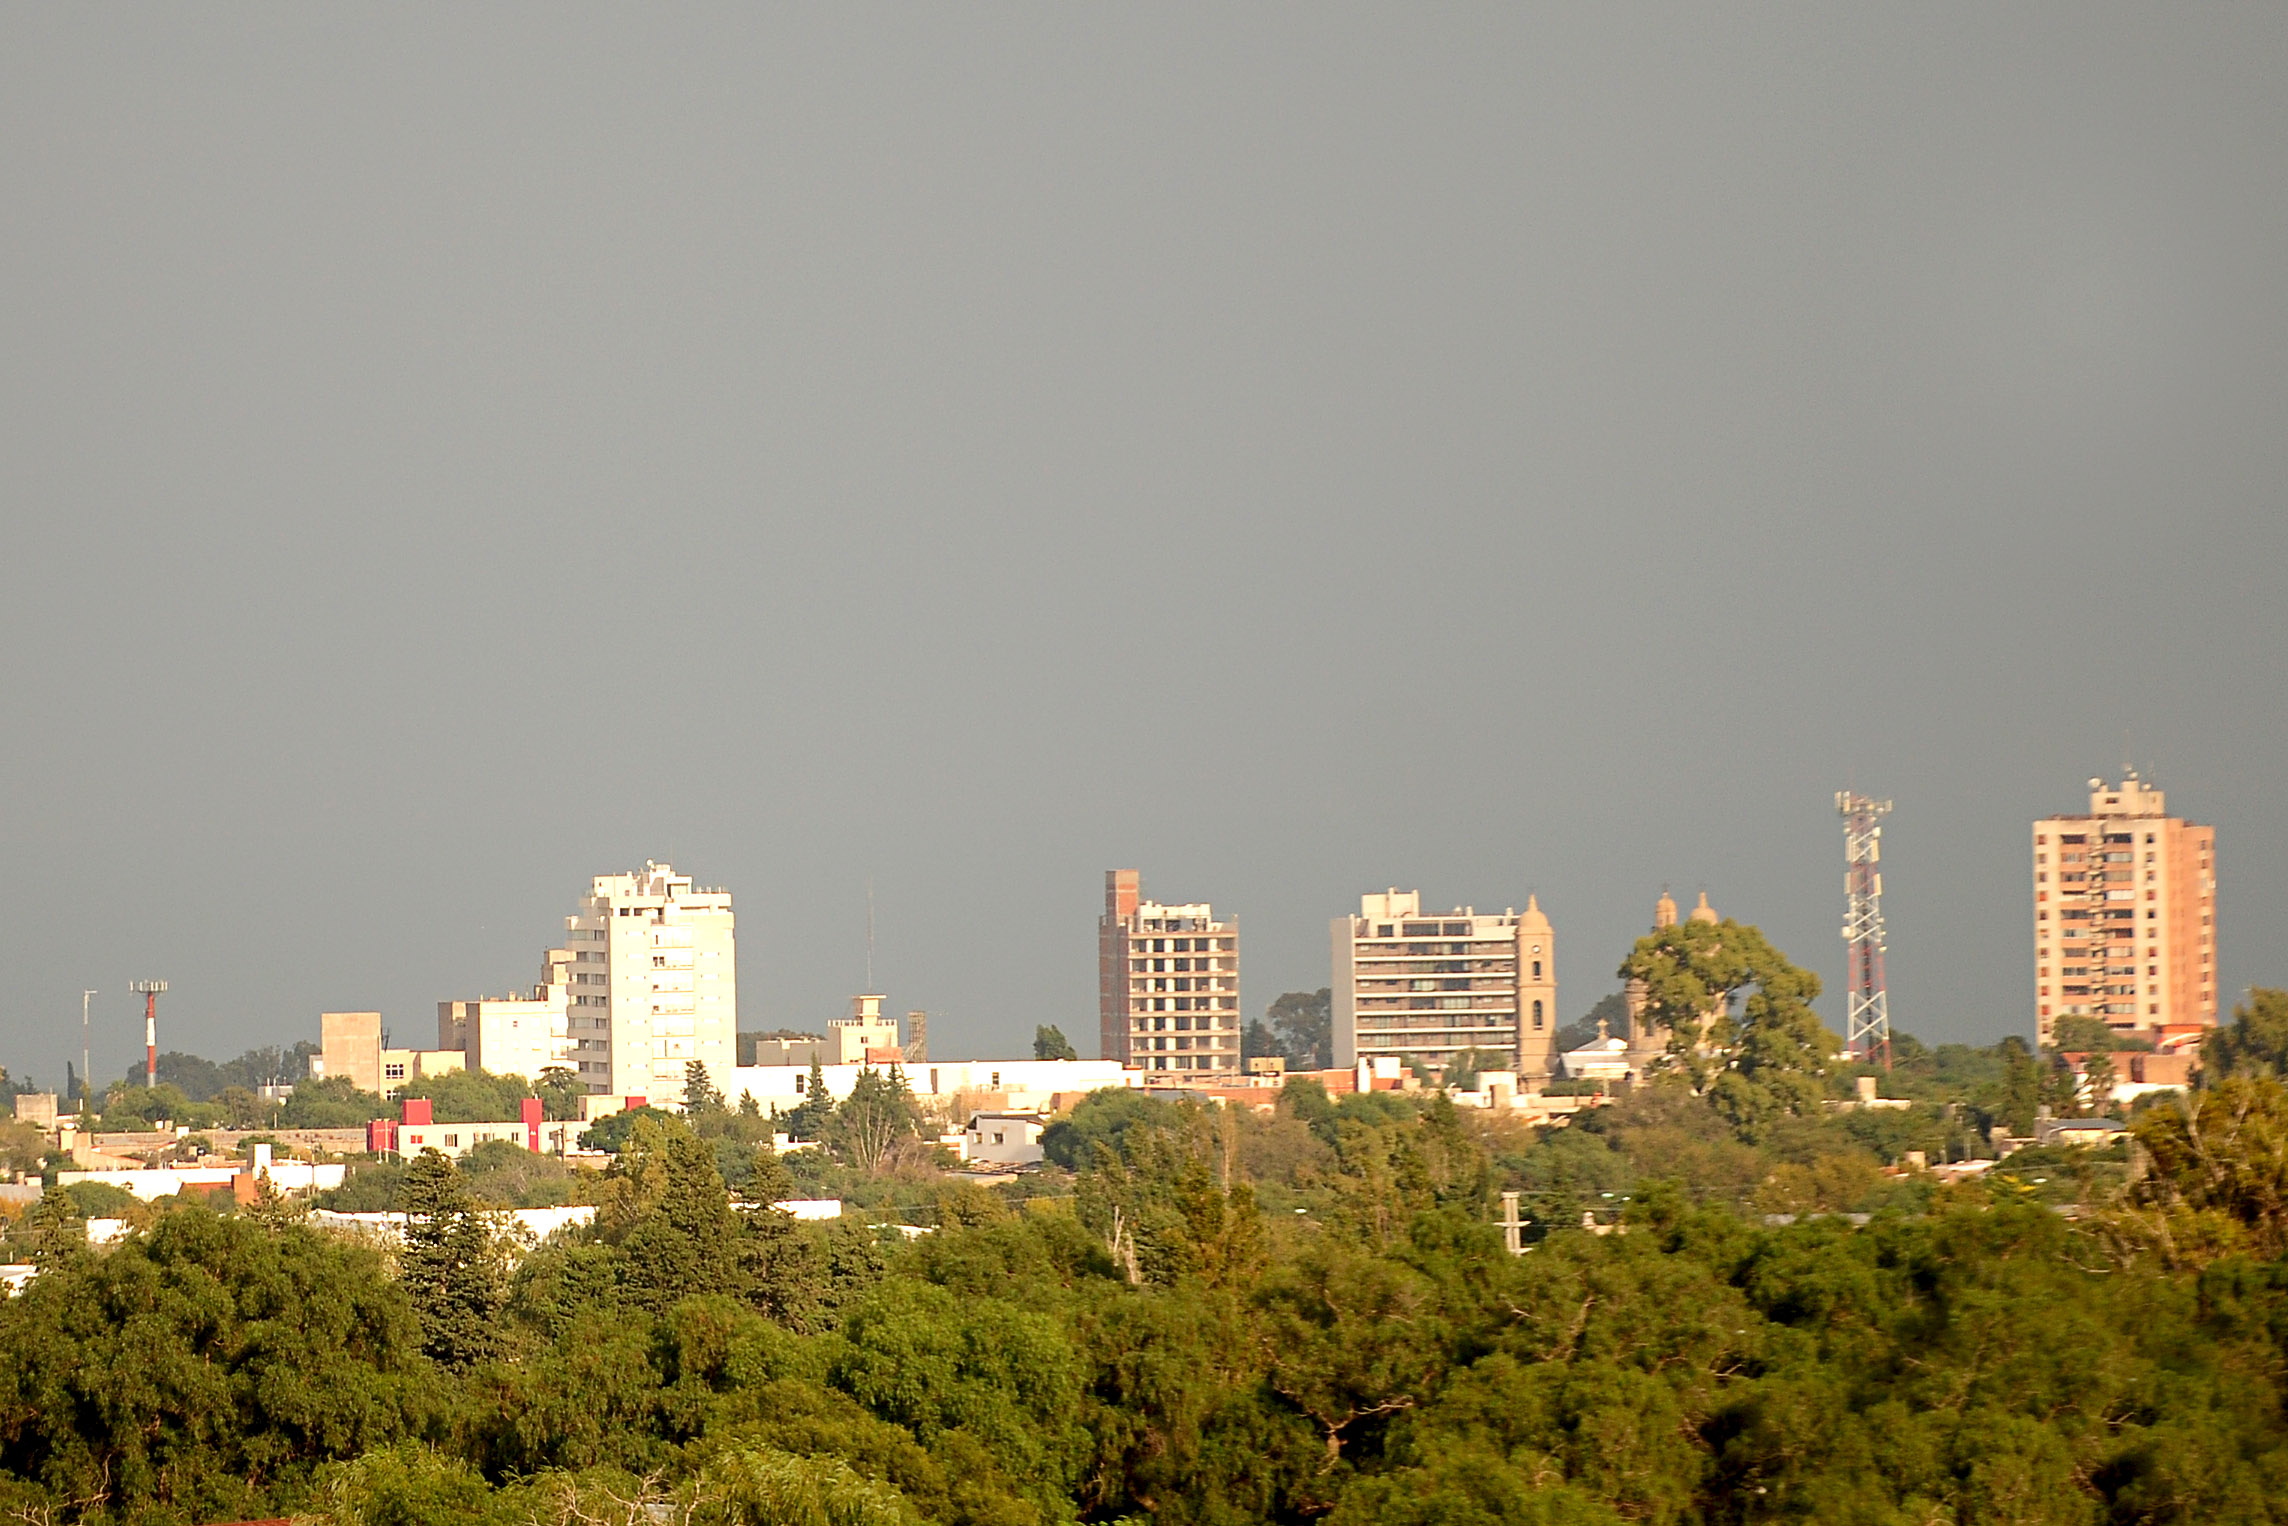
[0,1205,429,1523]
[20,1011,2288,1524]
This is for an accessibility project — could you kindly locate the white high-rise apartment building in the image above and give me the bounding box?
[1332,890,1557,1079]
[552,862,738,1099]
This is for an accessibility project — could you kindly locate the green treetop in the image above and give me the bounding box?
[1616,916,1836,1131]
[827,1067,923,1175]
[535,1065,586,1121]
[396,1149,506,1370]
[783,1058,834,1142]
[684,1058,727,1116]
[2205,987,2288,1083]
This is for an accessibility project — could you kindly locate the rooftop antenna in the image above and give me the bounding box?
[80,990,96,1107]
[865,879,875,992]
[130,980,168,1090]
[1834,795,1892,1069]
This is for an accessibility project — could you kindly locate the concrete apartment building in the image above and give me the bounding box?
[1098,869,1242,1079]
[438,984,574,1087]
[555,863,738,1098]
[323,862,739,1098]
[2033,774,2218,1046]
[1332,890,1558,1080]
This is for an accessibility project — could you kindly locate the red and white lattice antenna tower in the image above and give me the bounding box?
[1835,795,1892,1068]
[130,980,168,1089]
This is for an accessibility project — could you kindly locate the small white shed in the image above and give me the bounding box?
[964,1112,1046,1167]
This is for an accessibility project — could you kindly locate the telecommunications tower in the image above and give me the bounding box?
[1835,794,1892,1067]
[130,979,168,1090]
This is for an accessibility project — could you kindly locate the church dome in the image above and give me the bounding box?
[1689,891,1718,925]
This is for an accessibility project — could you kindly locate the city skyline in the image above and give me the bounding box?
[9,765,2250,1088]
[4,11,2283,1085]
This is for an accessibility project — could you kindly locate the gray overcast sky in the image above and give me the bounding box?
[3,8,2284,1084]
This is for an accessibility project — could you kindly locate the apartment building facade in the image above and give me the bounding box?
[2032,774,2218,1046]
[1097,869,1241,1079]
[554,862,738,1096]
[437,984,574,1086]
[1332,890,1558,1080]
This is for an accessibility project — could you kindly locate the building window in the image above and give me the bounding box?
[1532,1000,1544,1029]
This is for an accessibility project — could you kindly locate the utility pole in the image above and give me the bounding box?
[1836,794,1893,1068]
[130,980,168,1090]
[80,990,96,1108]
[1498,1190,1525,1255]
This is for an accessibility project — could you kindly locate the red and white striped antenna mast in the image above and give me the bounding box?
[1835,795,1892,1068]
[130,979,168,1089]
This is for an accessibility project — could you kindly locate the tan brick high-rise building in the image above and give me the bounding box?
[2032,774,2217,1046]
[1098,870,1241,1079]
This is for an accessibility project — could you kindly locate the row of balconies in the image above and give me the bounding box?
[1357,1036,1521,1054]
[1355,977,1514,993]
[1133,1035,1234,1053]
[1353,941,1515,958]
[1355,958,1516,973]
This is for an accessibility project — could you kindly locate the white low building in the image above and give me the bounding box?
[55,1159,346,1202]
[773,1198,843,1221]
[964,1113,1047,1167]
[311,1206,598,1242]
[725,1057,1138,1114]
[1559,1035,1633,1083]
[385,1116,590,1161]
